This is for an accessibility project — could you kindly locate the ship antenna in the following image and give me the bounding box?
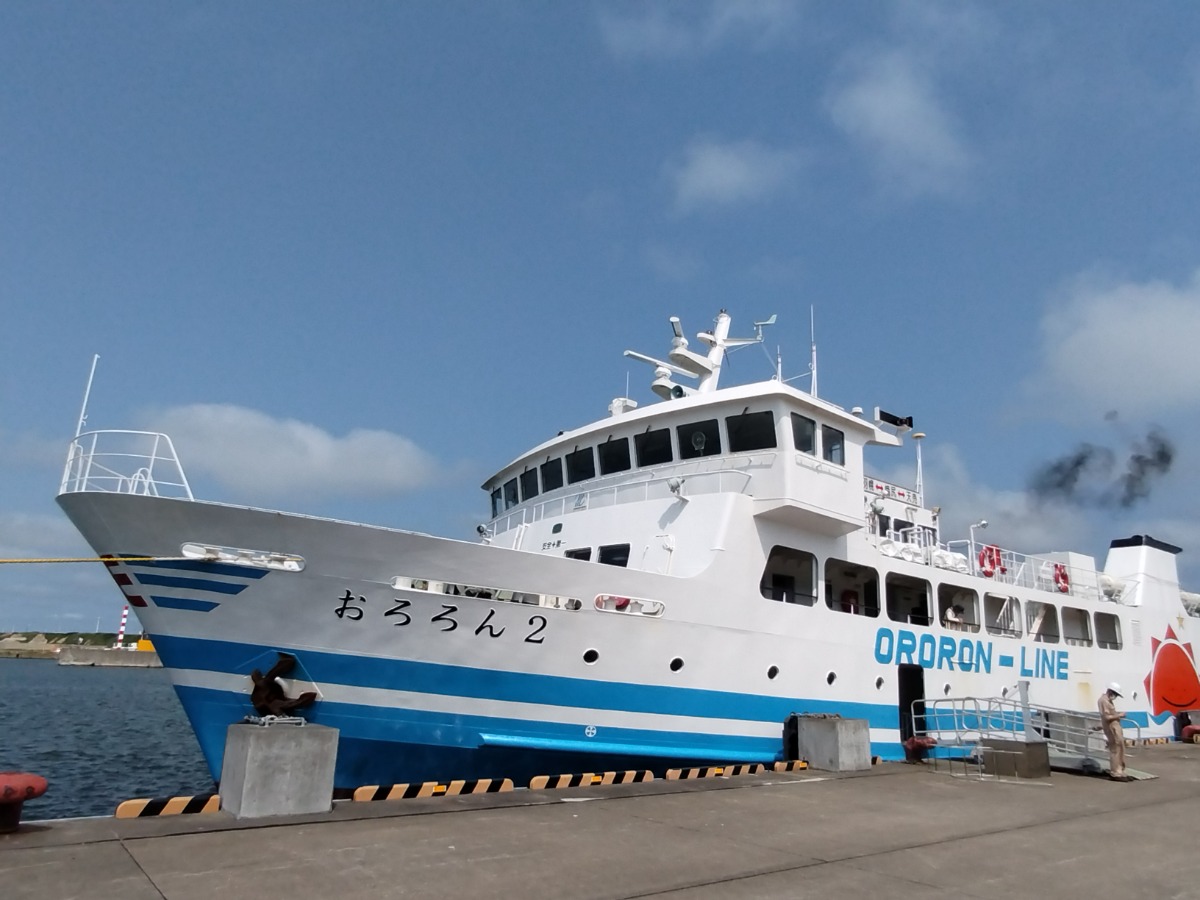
[809,306,818,399]
[75,354,100,438]
[914,431,926,499]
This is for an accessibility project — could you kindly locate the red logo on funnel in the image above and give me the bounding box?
[1144,625,1200,715]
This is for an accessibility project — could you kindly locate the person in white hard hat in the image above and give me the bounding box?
[1098,682,1128,780]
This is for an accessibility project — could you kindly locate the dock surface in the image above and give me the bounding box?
[4,743,1199,899]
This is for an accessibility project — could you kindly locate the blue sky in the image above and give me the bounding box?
[3,2,1200,632]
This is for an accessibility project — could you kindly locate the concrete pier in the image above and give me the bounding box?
[3,742,1199,899]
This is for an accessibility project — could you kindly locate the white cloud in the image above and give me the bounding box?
[598,0,798,59]
[1023,269,1200,418]
[667,137,803,213]
[144,404,446,501]
[826,50,973,198]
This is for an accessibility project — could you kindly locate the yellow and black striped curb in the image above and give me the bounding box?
[772,760,810,773]
[352,778,514,802]
[665,763,765,781]
[528,770,654,790]
[1124,737,1173,747]
[115,794,220,818]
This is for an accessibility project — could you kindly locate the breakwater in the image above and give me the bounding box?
[56,647,162,667]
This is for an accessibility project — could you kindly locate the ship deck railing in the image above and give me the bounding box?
[871,529,1129,605]
[59,430,194,500]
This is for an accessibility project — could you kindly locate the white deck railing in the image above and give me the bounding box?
[59,430,194,500]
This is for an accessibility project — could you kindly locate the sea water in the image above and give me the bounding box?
[0,658,212,820]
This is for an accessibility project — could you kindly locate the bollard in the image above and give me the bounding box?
[0,772,48,833]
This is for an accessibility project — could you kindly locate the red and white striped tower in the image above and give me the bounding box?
[115,605,129,648]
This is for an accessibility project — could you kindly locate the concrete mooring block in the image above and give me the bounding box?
[220,722,339,819]
[784,714,871,772]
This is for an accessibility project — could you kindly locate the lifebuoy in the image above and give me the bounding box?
[1053,563,1070,593]
[978,545,1004,578]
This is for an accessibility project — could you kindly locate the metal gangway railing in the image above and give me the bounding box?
[915,682,1142,776]
[59,430,194,500]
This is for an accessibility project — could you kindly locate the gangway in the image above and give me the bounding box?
[914,681,1147,778]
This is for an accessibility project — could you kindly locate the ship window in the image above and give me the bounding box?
[877,514,891,538]
[937,585,979,633]
[1095,612,1122,650]
[822,425,845,465]
[1062,606,1092,646]
[760,546,816,606]
[565,547,592,561]
[598,544,630,567]
[519,468,539,501]
[565,447,596,484]
[824,558,879,617]
[503,478,519,510]
[727,411,776,452]
[1026,601,1060,643]
[635,428,673,466]
[791,414,816,454]
[490,487,502,518]
[678,419,721,460]
[598,438,632,475]
[541,457,564,492]
[885,573,931,626]
[984,594,1022,637]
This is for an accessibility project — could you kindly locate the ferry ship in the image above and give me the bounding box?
[56,312,1200,788]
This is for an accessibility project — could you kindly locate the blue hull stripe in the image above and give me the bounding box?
[173,682,909,787]
[151,595,220,613]
[154,634,902,728]
[134,574,249,594]
[137,559,269,580]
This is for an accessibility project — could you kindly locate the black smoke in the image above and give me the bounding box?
[1029,428,1174,509]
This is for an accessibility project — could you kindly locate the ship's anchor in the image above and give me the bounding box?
[249,652,318,717]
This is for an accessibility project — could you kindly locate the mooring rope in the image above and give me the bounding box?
[0,556,183,564]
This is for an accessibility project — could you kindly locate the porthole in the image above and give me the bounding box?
[826,671,837,686]
[767,665,779,680]
[875,676,884,690]
[552,523,563,534]
[583,649,599,664]
[1002,687,1009,698]
[669,657,684,672]
[943,683,951,696]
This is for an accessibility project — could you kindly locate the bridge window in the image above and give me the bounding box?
[985,594,1022,637]
[885,573,931,625]
[541,458,564,491]
[760,546,817,606]
[503,478,519,510]
[519,468,539,501]
[937,586,979,633]
[821,425,845,465]
[1025,601,1060,643]
[598,437,631,475]
[565,447,596,484]
[727,411,776,452]
[490,487,502,518]
[1095,612,1122,649]
[678,419,721,460]
[791,414,815,455]
[598,544,630,567]
[635,428,673,466]
[1062,606,1092,646]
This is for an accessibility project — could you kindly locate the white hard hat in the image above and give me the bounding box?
[1108,682,1123,697]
